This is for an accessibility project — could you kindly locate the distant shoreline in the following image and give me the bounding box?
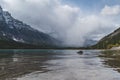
[0,48,106,50]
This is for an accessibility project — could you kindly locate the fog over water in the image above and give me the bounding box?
[0,0,120,46]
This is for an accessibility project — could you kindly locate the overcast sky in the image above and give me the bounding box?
[0,0,120,46]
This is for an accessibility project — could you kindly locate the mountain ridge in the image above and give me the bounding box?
[0,6,60,48]
[91,27,120,49]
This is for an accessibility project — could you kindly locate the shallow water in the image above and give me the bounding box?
[0,49,120,80]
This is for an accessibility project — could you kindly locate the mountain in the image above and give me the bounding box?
[0,6,60,48]
[91,27,120,49]
[84,39,97,47]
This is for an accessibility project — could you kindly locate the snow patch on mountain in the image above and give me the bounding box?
[12,36,25,42]
[0,5,60,47]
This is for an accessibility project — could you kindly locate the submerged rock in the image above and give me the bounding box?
[77,51,83,55]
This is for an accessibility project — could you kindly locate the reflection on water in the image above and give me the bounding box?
[100,50,120,73]
[0,49,62,80]
[0,50,120,80]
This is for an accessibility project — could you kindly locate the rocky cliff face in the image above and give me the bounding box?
[0,6,60,48]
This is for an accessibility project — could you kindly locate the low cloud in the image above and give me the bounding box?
[65,15,116,46]
[0,0,119,46]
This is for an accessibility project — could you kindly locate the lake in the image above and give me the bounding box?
[0,49,120,80]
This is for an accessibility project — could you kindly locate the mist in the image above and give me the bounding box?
[0,0,120,46]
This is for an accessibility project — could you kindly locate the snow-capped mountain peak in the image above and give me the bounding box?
[3,11,13,24]
[0,6,60,47]
[0,6,4,21]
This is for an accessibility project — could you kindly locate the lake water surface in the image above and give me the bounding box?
[0,49,120,80]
